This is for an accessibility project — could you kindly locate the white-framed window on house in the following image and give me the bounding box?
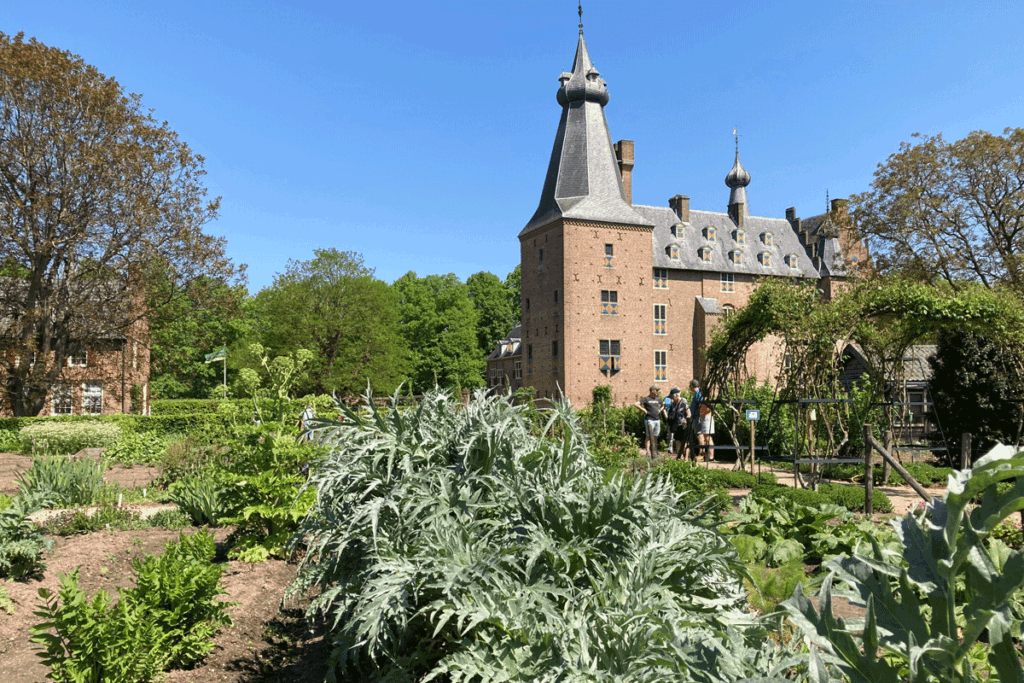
[653,268,667,289]
[654,304,667,335]
[67,349,87,367]
[722,304,735,320]
[654,350,667,382]
[671,223,684,239]
[786,253,800,270]
[721,273,735,293]
[704,226,716,241]
[698,246,711,262]
[733,229,746,244]
[758,252,772,267]
[601,289,618,315]
[514,360,522,380]
[729,250,742,266]
[669,244,680,260]
[83,382,103,415]
[762,232,773,247]
[599,339,621,375]
[52,383,72,415]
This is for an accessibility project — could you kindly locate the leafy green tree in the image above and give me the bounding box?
[0,32,241,416]
[147,274,252,399]
[251,249,408,397]
[853,128,1024,293]
[928,329,1024,463]
[466,271,516,359]
[393,272,484,392]
[505,264,522,326]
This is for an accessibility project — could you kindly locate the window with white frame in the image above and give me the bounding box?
[733,229,745,244]
[654,350,667,382]
[83,382,103,414]
[653,268,667,289]
[599,339,621,375]
[786,253,800,270]
[671,223,683,239]
[67,349,87,367]
[729,250,742,266]
[669,244,680,260]
[514,360,522,379]
[52,383,72,415]
[654,304,667,335]
[722,304,735,320]
[762,232,773,247]
[698,247,711,262]
[758,252,772,267]
[721,273,735,293]
[704,226,716,241]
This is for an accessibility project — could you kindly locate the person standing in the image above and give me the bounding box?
[634,386,666,458]
[689,379,714,462]
[666,387,690,458]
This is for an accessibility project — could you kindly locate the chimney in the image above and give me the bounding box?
[831,198,848,214]
[668,195,690,222]
[613,140,634,204]
[728,202,745,228]
[785,207,796,222]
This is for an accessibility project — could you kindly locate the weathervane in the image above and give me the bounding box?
[733,127,739,154]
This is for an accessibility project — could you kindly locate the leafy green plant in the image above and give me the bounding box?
[0,492,53,579]
[0,428,20,453]
[168,474,229,527]
[744,558,810,615]
[705,468,777,489]
[31,530,233,681]
[0,583,13,614]
[820,482,894,514]
[19,421,122,455]
[16,455,108,506]
[651,458,732,511]
[784,445,1024,682]
[990,514,1023,549]
[104,433,165,467]
[288,389,790,682]
[146,508,192,530]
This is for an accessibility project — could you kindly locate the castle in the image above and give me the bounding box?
[487,22,864,406]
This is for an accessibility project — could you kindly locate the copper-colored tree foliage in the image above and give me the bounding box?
[853,128,1024,293]
[0,32,240,415]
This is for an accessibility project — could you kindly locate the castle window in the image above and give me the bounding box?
[67,349,87,367]
[758,252,772,267]
[704,226,716,241]
[539,248,544,267]
[599,339,621,375]
[669,243,680,260]
[490,367,499,387]
[729,250,742,266]
[733,229,745,244]
[721,273,735,293]
[525,298,530,312]
[722,304,735,320]
[654,350,667,382]
[52,382,72,415]
[698,247,711,262]
[786,254,800,269]
[654,304,667,335]
[552,340,558,358]
[601,290,618,315]
[527,344,533,371]
[762,232,773,247]
[554,289,559,303]
[83,382,103,414]
[605,243,613,267]
[653,268,667,289]
[671,223,684,239]
[514,360,522,380]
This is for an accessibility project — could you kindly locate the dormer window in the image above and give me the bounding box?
[758,252,772,267]
[671,223,684,239]
[698,247,712,263]
[703,226,716,241]
[733,229,745,244]
[785,253,800,269]
[669,244,680,260]
[761,232,773,247]
[729,250,742,266]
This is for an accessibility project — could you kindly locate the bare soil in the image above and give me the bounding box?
[0,452,330,683]
[0,451,946,680]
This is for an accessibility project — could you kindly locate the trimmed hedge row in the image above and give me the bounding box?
[0,414,231,438]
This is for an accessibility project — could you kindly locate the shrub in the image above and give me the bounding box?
[0,429,20,454]
[705,468,777,489]
[744,558,810,615]
[19,421,121,456]
[819,482,893,514]
[147,509,192,530]
[104,433,165,467]
[651,458,732,511]
[16,456,108,507]
[0,493,53,579]
[288,389,783,682]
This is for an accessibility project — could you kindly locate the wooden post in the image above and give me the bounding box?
[864,423,874,516]
[883,426,893,485]
[961,432,972,470]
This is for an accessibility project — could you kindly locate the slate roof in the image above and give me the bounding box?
[904,344,937,383]
[488,325,522,360]
[521,30,652,235]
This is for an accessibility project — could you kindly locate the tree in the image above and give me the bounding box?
[0,32,240,416]
[505,264,522,326]
[147,273,252,399]
[393,272,483,392]
[852,128,1024,293]
[466,271,516,360]
[251,249,408,397]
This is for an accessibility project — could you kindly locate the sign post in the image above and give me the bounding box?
[746,409,760,475]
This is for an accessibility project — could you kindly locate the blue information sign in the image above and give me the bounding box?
[746,409,760,421]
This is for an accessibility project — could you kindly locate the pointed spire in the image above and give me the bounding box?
[522,14,651,235]
[726,129,751,225]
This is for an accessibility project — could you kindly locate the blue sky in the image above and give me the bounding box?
[5,1,1024,294]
